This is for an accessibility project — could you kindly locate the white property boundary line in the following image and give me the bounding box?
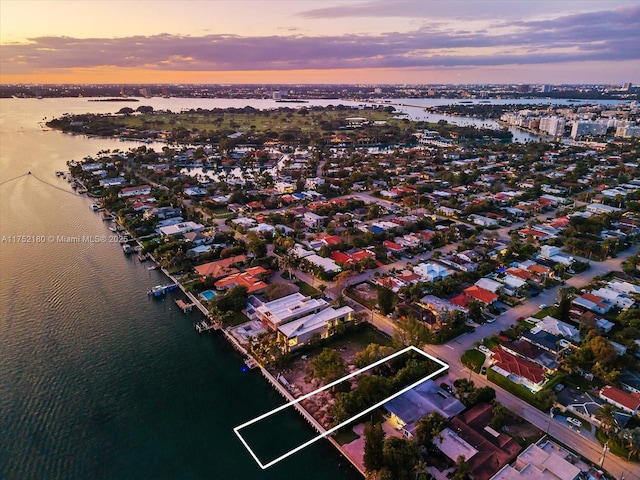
[233,345,449,469]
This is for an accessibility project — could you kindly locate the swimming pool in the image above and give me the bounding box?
[200,290,217,301]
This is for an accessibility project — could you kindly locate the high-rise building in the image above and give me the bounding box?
[571,121,608,139]
[539,116,565,137]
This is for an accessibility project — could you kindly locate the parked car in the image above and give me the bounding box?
[440,383,454,394]
[539,304,547,309]
[567,417,582,427]
[478,345,490,354]
[480,366,487,375]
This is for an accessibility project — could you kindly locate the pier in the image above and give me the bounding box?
[195,321,216,333]
[175,299,194,312]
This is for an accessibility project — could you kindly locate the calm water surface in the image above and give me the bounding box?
[0,98,361,480]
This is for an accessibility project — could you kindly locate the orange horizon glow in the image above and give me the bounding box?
[0,67,453,85]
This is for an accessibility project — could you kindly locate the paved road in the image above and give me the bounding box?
[357,245,640,480]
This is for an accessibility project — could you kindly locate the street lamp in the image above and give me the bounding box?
[600,441,609,469]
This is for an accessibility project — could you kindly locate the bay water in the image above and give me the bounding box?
[0,98,360,480]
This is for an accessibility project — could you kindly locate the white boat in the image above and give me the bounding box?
[91,204,100,211]
[122,244,133,254]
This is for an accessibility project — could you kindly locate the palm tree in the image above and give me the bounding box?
[596,404,617,436]
[452,455,469,480]
[620,428,640,460]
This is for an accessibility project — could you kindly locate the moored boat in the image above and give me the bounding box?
[147,284,178,297]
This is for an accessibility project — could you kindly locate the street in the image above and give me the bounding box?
[342,244,639,479]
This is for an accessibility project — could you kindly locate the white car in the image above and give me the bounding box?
[539,304,547,309]
[567,417,582,427]
[478,345,490,354]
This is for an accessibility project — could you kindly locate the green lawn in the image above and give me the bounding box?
[486,369,550,411]
[332,427,360,446]
[461,349,486,372]
[295,280,321,298]
[225,311,251,327]
[324,322,394,350]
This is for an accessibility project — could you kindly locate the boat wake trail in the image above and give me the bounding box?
[0,172,30,187]
[28,173,80,197]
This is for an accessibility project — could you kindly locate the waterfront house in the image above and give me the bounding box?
[158,221,205,237]
[214,266,269,294]
[194,255,247,281]
[253,292,329,331]
[277,305,354,352]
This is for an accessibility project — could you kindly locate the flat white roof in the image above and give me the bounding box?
[278,306,353,339]
[492,443,581,480]
[256,293,328,326]
[436,427,478,462]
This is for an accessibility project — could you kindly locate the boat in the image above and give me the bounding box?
[147,263,160,270]
[91,203,100,211]
[147,284,178,297]
[122,244,133,254]
[109,226,118,232]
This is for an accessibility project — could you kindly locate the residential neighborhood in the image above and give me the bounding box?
[58,102,640,480]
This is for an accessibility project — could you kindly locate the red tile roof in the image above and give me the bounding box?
[506,267,531,280]
[214,266,269,293]
[383,240,405,251]
[194,255,247,280]
[449,294,471,309]
[600,386,640,412]
[463,285,498,305]
[581,292,608,309]
[491,348,545,384]
[331,251,353,265]
[446,403,521,480]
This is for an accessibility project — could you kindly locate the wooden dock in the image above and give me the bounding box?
[175,299,194,313]
[195,321,216,333]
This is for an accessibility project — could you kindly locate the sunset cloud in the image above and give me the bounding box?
[2,4,638,77]
[0,1,637,84]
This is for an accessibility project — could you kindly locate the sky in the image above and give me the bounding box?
[0,0,638,85]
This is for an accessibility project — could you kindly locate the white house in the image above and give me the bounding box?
[278,306,353,351]
[118,184,151,197]
[413,262,451,282]
[475,277,503,294]
[303,212,326,229]
[158,221,205,236]
[591,287,635,310]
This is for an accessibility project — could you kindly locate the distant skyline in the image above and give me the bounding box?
[1,0,638,85]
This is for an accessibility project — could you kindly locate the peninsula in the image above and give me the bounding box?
[51,99,640,479]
